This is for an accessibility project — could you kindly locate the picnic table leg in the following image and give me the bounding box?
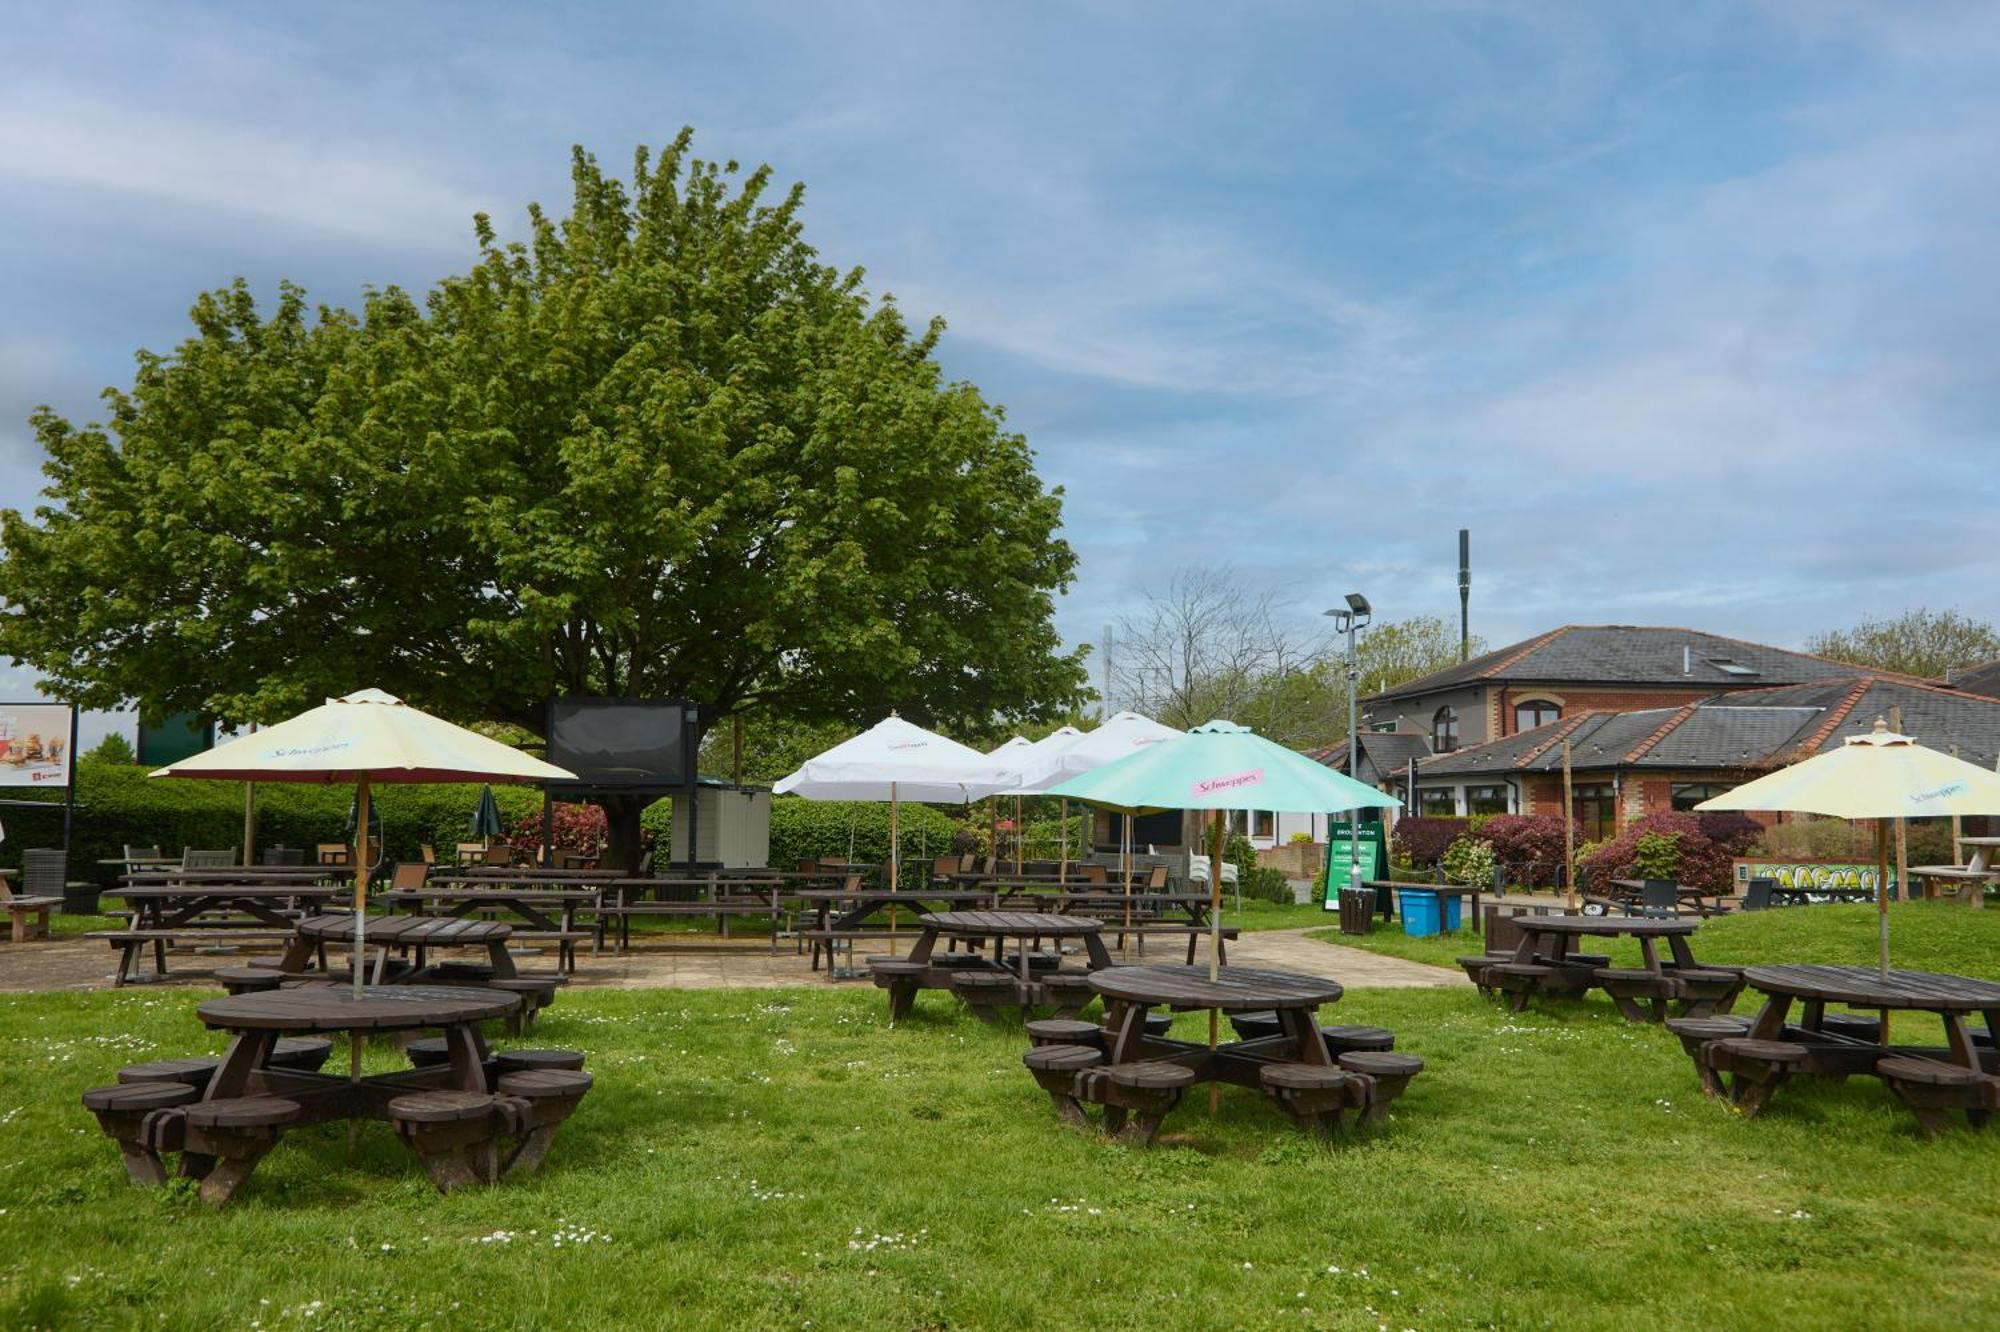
[487,940,517,980]
[1277,1007,1332,1065]
[1103,1000,1148,1064]
[1082,932,1114,970]
[206,1030,277,1101]
[1747,991,1792,1042]
[1639,937,1661,973]
[1666,934,1698,968]
[1943,1011,1980,1070]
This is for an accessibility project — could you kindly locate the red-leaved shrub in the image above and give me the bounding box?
[1476,814,1580,879]
[506,802,608,856]
[1392,816,1468,869]
[1695,811,1762,857]
[1580,810,1735,895]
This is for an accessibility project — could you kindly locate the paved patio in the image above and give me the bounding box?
[0,925,1464,993]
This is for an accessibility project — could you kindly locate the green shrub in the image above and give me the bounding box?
[1440,835,1496,886]
[85,733,135,764]
[764,796,963,888]
[1631,830,1683,880]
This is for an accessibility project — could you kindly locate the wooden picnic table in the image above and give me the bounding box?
[282,914,522,981]
[1371,880,1484,932]
[1473,913,1738,1022]
[381,886,596,935]
[871,910,1111,1022]
[108,883,343,931]
[1743,965,2000,1070]
[1608,878,1729,915]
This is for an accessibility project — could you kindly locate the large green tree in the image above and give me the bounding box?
[1806,608,2000,680]
[0,132,1088,864]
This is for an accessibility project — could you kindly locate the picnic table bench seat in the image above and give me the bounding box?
[1258,1062,1355,1135]
[1025,1019,1105,1050]
[493,1068,594,1177]
[90,928,302,986]
[215,965,284,995]
[1592,967,1687,1023]
[181,1095,302,1204]
[1661,965,1746,1017]
[1454,954,1509,993]
[949,970,1024,1022]
[1320,1025,1395,1054]
[1819,1013,1884,1042]
[389,1091,531,1193]
[866,957,928,1022]
[1077,1059,1196,1146]
[1702,1037,1808,1116]
[493,1048,586,1074]
[1039,971,1100,1017]
[1875,1055,1999,1138]
[1022,1042,1106,1128]
[81,1080,200,1186]
[1486,962,1554,1012]
[1665,1016,1754,1095]
[1337,1051,1425,1126]
[485,975,564,1034]
[3,891,60,943]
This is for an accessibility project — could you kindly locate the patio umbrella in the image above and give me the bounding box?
[995,725,1085,879]
[152,689,575,997]
[469,784,505,846]
[1049,720,1401,979]
[773,714,1017,896]
[1013,712,1183,895]
[987,736,1035,874]
[1696,717,2000,978]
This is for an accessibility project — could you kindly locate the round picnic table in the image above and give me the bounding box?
[1511,913,1701,963]
[1742,964,2000,1069]
[285,915,519,982]
[912,910,1113,978]
[1089,964,1345,1070]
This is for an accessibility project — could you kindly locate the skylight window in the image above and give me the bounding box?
[1707,658,1759,676]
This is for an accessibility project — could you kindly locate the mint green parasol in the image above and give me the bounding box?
[1049,720,1400,978]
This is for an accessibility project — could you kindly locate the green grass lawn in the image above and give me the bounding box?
[1309,899,2000,980]
[6,907,2000,1329]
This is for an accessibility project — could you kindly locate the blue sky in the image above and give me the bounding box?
[4,1,2000,732]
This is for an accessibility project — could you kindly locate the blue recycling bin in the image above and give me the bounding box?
[1400,888,1463,938]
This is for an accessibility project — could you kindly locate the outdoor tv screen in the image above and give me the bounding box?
[546,699,694,789]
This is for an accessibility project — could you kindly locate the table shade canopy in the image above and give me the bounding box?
[990,724,1086,794]
[1692,720,2000,820]
[772,715,1018,804]
[1008,711,1181,792]
[1047,720,1403,817]
[149,689,575,786]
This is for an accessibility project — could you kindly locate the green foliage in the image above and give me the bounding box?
[1630,830,1683,879]
[84,731,135,764]
[1751,816,1955,864]
[0,133,1089,867]
[1439,835,1496,886]
[763,796,961,888]
[0,760,545,877]
[1806,607,2000,679]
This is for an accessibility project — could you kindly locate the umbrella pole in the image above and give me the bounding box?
[1208,808,1223,1115]
[1014,795,1022,876]
[354,776,371,999]
[1059,798,1068,886]
[242,781,257,868]
[889,781,899,953]
[1877,817,1890,982]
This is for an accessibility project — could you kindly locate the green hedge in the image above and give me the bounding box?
[1,760,545,880]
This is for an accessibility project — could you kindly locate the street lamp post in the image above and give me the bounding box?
[1323,592,1372,897]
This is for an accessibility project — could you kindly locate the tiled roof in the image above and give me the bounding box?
[1416,676,2000,776]
[1363,625,1909,706]
[1307,731,1432,775]
[1947,658,2000,701]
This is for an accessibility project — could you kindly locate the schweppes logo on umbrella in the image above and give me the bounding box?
[1193,768,1264,798]
[1906,782,1969,806]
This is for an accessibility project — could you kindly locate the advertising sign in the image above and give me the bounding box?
[1322,813,1388,909]
[0,702,73,788]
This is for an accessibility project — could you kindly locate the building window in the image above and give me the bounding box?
[1467,785,1509,816]
[1671,783,1730,811]
[1418,788,1457,818]
[1252,810,1275,839]
[1573,783,1616,841]
[1514,699,1560,732]
[1432,706,1460,754]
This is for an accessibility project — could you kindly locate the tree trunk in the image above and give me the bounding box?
[597,794,651,874]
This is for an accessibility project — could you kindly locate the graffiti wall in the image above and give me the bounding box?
[1733,858,1897,895]
[0,702,73,788]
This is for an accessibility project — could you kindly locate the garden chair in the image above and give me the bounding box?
[182,848,238,869]
[482,844,515,868]
[389,862,429,892]
[931,855,958,885]
[1632,880,1680,919]
[453,842,485,867]
[122,844,162,866]
[316,842,351,867]
[261,846,305,866]
[6,849,67,941]
[1742,878,1775,911]
[420,844,437,867]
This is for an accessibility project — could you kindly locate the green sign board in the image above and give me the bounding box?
[1321,811,1388,909]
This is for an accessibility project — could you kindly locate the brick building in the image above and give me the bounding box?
[1409,677,2000,839]
[1359,625,1899,757]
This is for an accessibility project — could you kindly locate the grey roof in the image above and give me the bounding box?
[1947,659,2000,701]
[1363,625,1895,706]
[1308,731,1432,779]
[1415,676,2000,778]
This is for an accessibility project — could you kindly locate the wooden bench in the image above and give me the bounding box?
[503,929,592,973]
[1321,1025,1395,1054]
[1022,1042,1105,1129]
[1077,1060,1196,1145]
[866,957,928,1022]
[182,1095,302,1204]
[3,893,60,943]
[1025,1018,1105,1050]
[1875,1056,1998,1138]
[1664,1016,1753,1096]
[488,975,565,1035]
[1702,1037,1807,1116]
[1485,963,1553,1012]
[493,1068,593,1177]
[949,971,1025,1023]
[388,1091,529,1192]
[1039,971,1100,1019]
[1664,965,1745,1018]
[1259,1062,1354,1135]
[1592,968,1686,1023]
[1455,953,1509,995]
[88,928,298,985]
[1337,1051,1424,1127]
[214,965,284,995]
[81,1081,199,1186]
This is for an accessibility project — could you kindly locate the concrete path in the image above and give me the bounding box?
[0,924,1463,994]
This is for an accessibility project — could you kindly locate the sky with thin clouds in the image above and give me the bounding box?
[4,1,2000,736]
